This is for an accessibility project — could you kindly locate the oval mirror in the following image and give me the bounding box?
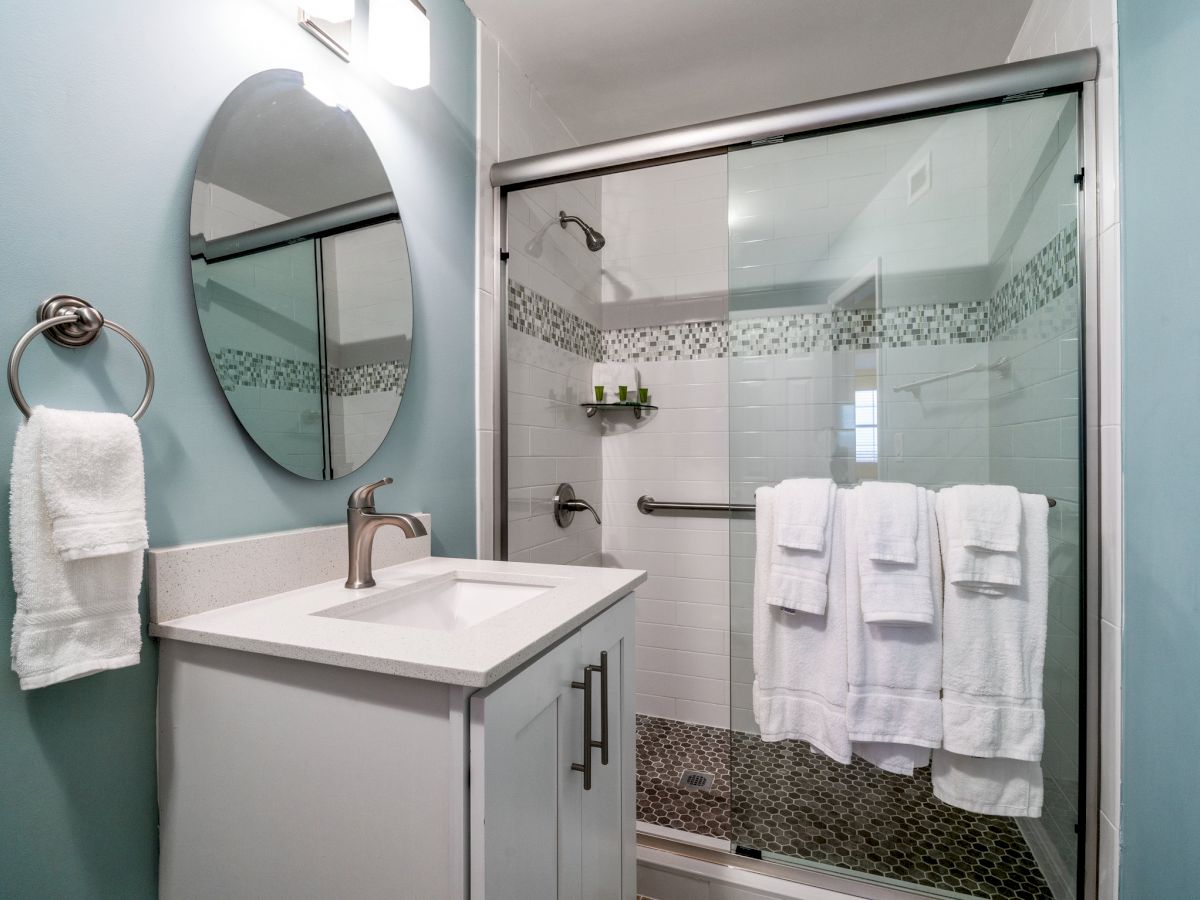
[189,69,412,480]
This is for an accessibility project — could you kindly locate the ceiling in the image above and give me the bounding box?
[466,0,1034,148]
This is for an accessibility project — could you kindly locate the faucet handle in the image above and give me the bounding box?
[348,477,393,510]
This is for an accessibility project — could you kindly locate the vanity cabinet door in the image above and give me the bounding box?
[470,631,584,900]
[579,595,636,900]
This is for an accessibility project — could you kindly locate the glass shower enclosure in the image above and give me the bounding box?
[498,86,1087,900]
[727,94,1083,898]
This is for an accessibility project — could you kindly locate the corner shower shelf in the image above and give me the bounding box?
[581,402,658,419]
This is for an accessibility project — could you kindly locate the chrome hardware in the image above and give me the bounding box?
[8,295,155,422]
[345,477,428,589]
[553,482,601,527]
[638,492,1055,515]
[571,650,609,790]
[638,495,754,516]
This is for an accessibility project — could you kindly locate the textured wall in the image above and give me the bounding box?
[0,1,477,896]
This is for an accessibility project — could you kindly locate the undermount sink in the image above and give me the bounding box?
[315,571,564,632]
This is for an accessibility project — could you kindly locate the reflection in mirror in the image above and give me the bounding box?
[190,69,413,479]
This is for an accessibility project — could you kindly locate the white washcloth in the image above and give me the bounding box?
[767,480,836,614]
[856,484,936,626]
[753,486,852,764]
[938,491,1049,761]
[932,750,1043,817]
[591,362,639,399]
[845,487,943,751]
[858,481,919,563]
[10,408,146,690]
[854,743,931,777]
[942,485,1022,595]
[775,477,834,550]
[946,484,1022,551]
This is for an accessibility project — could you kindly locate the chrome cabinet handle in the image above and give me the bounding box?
[571,651,609,790]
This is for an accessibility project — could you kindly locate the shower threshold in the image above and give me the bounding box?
[635,715,1056,900]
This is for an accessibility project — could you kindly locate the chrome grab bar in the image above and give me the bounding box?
[637,493,1055,515]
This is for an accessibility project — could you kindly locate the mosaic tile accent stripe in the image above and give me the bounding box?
[510,223,1076,364]
[604,300,992,362]
[213,349,407,397]
[604,320,727,362]
[991,220,1079,337]
[637,715,1055,900]
[508,279,602,361]
[213,348,319,394]
[326,360,409,397]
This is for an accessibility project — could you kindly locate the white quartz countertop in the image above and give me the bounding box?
[150,556,645,688]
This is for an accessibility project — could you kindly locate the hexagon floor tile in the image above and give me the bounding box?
[636,715,1057,900]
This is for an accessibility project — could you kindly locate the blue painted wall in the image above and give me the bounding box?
[0,1,476,895]
[1117,1,1200,895]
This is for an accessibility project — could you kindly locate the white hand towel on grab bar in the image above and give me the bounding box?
[767,479,837,614]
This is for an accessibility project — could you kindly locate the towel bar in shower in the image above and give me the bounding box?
[7,295,155,421]
[637,493,1056,516]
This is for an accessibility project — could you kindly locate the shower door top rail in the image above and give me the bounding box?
[637,493,1056,516]
[490,48,1098,189]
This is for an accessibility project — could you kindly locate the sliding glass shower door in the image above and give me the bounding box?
[728,94,1083,899]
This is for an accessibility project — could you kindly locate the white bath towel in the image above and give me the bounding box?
[767,479,836,614]
[10,408,146,690]
[854,742,931,777]
[941,485,1022,595]
[931,750,1043,818]
[938,491,1049,761]
[856,484,936,626]
[857,481,919,564]
[591,362,639,400]
[845,487,943,753]
[753,486,852,764]
[775,477,834,551]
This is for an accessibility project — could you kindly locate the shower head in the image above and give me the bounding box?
[559,210,606,252]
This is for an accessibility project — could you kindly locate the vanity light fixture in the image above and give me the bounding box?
[298,1,354,62]
[368,0,430,90]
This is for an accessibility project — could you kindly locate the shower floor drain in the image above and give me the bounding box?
[678,769,716,792]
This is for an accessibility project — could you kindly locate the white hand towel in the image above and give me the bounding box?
[591,362,639,399]
[753,486,852,764]
[857,481,919,563]
[856,484,935,626]
[937,491,1049,761]
[10,408,146,690]
[931,750,1043,817]
[845,486,943,752]
[775,477,834,551]
[35,407,149,560]
[767,480,836,614]
[942,485,1022,595]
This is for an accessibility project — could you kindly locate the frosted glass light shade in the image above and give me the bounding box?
[301,0,354,21]
[368,0,430,89]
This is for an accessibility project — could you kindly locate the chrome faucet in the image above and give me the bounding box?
[345,477,428,589]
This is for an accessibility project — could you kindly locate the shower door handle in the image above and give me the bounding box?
[570,651,609,790]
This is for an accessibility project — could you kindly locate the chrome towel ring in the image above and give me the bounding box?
[8,295,154,422]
